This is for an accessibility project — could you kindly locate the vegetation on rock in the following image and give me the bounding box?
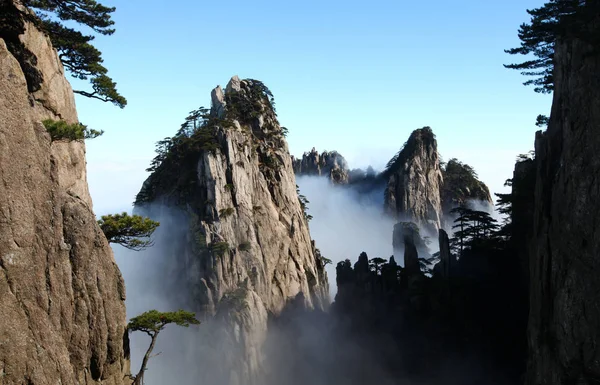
[449,206,500,256]
[136,107,222,205]
[296,185,313,221]
[209,241,230,256]
[43,119,103,141]
[382,127,437,179]
[98,212,160,251]
[30,0,125,106]
[441,158,491,209]
[12,0,128,107]
[504,0,598,94]
[224,79,276,124]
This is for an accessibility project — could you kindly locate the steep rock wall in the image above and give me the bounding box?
[527,20,600,384]
[383,127,444,233]
[136,76,329,383]
[0,8,128,385]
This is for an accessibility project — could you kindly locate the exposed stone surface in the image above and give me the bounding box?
[384,127,444,233]
[0,9,128,385]
[527,21,600,385]
[226,75,242,93]
[211,85,226,119]
[292,148,349,184]
[136,77,329,383]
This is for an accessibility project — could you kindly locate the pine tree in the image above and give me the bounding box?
[504,0,594,94]
[14,0,127,107]
[127,310,200,385]
[450,207,499,256]
[98,212,160,251]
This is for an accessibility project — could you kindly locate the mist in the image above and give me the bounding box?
[112,174,508,385]
[296,175,395,298]
[112,180,408,385]
[113,210,209,385]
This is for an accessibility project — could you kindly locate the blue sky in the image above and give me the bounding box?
[74,0,550,215]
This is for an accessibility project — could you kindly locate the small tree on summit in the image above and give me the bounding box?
[128,310,201,385]
[98,212,160,251]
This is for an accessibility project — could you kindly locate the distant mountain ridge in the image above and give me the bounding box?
[293,127,493,233]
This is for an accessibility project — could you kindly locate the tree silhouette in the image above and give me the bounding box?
[504,0,595,94]
[450,207,499,256]
[369,257,387,275]
[127,310,200,385]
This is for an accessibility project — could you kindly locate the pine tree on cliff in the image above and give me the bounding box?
[505,0,596,94]
[17,0,127,107]
[128,310,200,385]
[98,212,160,251]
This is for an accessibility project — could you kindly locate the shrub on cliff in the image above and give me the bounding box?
[98,212,160,251]
[43,119,103,141]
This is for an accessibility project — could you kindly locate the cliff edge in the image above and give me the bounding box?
[527,17,600,385]
[0,5,128,384]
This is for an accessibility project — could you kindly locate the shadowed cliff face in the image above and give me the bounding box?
[527,18,600,385]
[441,158,493,216]
[0,5,128,385]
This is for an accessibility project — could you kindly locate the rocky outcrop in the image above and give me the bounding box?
[435,229,453,279]
[384,127,444,233]
[292,148,349,184]
[527,18,600,385]
[0,6,128,385]
[392,222,429,274]
[136,76,329,383]
[441,158,492,214]
[509,158,536,295]
[382,128,493,232]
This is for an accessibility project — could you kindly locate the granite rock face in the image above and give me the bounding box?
[383,127,493,232]
[292,148,350,184]
[0,6,128,385]
[384,127,444,233]
[527,19,600,385]
[136,77,329,383]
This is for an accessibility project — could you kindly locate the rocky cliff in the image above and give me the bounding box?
[135,76,329,383]
[383,127,492,232]
[383,127,444,233]
[292,148,349,184]
[527,18,600,385]
[0,5,128,385]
